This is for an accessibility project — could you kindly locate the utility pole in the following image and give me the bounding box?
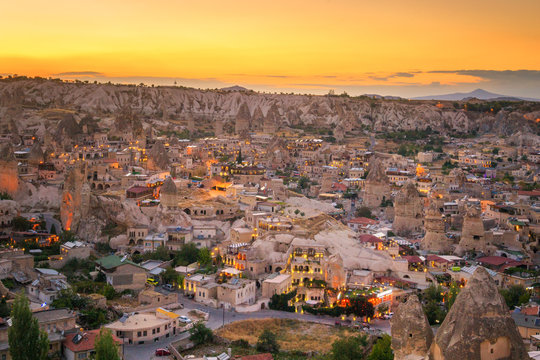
[222,305,225,327]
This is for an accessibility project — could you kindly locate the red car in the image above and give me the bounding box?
[155,348,171,356]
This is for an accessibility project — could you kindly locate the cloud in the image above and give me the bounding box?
[369,72,415,81]
[53,71,104,76]
[393,72,415,78]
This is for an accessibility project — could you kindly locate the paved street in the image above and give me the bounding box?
[123,293,391,360]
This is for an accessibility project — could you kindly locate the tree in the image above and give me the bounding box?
[500,285,530,309]
[0,297,9,318]
[50,223,57,235]
[236,149,243,164]
[298,176,310,189]
[94,327,121,360]
[368,335,393,360]
[424,301,446,325]
[189,322,213,345]
[445,281,461,310]
[330,334,368,360]
[11,216,32,231]
[377,303,389,316]
[174,243,200,266]
[347,296,374,318]
[197,247,212,267]
[256,329,280,353]
[101,284,117,300]
[161,266,178,285]
[355,206,373,219]
[9,293,49,360]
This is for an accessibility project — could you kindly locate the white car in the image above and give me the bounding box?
[179,316,192,323]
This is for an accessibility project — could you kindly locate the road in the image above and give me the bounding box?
[123,293,391,360]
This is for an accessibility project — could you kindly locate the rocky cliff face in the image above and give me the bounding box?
[429,267,529,360]
[391,294,434,360]
[1,79,539,136]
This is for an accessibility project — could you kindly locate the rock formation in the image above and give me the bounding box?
[235,102,251,134]
[393,182,423,235]
[60,165,89,231]
[160,176,178,209]
[1,79,539,137]
[455,206,490,256]
[0,143,19,195]
[362,158,391,208]
[391,294,433,360]
[429,267,530,360]
[421,202,453,253]
[147,140,169,171]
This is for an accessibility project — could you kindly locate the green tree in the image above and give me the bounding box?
[189,322,213,345]
[298,176,310,189]
[348,296,374,318]
[50,223,57,235]
[423,284,444,303]
[424,301,446,325]
[377,303,389,316]
[197,247,212,267]
[9,293,49,360]
[355,206,373,219]
[256,329,280,354]
[500,285,530,309]
[236,149,243,164]
[161,266,178,285]
[330,334,368,360]
[368,335,393,360]
[94,327,121,360]
[100,284,117,300]
[0,297,10,318]
[11,216,32,231]
[174,243,200,266]
[0,192,12,200]
[445,281,461,310]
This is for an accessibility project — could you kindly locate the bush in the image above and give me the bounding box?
[256,330,280,354]
[231,339,250,349]
[269,290,296,312]
[189,322,213,345]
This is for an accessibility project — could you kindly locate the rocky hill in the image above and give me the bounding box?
[0,77,539,137]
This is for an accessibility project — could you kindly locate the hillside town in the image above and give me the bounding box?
[0,78,539,359]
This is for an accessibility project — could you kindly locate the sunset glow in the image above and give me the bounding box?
[2,0,540,96]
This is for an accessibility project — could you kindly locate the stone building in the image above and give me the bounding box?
[393,182,424,235]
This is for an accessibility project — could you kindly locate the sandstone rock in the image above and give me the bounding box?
[393,182,423,235]
[160,176,178,209]
[429,267,530,360]
[0,142,19,195]
[391,294,433,360]
[147,140,170,171]
[421,201,453,253]
[362,158,391,208]
[455,206,490,256]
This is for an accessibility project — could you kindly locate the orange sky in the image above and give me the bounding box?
[2,0,540,96]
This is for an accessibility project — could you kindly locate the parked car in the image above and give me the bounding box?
[162,284,174,291]
[179,315,192,323]
[146,278,158,286]
[155,348,171,356]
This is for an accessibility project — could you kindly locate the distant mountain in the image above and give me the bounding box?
[412,88,539,102]
[221,85,250,92]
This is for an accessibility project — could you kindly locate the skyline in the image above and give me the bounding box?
[2,0,540,97]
